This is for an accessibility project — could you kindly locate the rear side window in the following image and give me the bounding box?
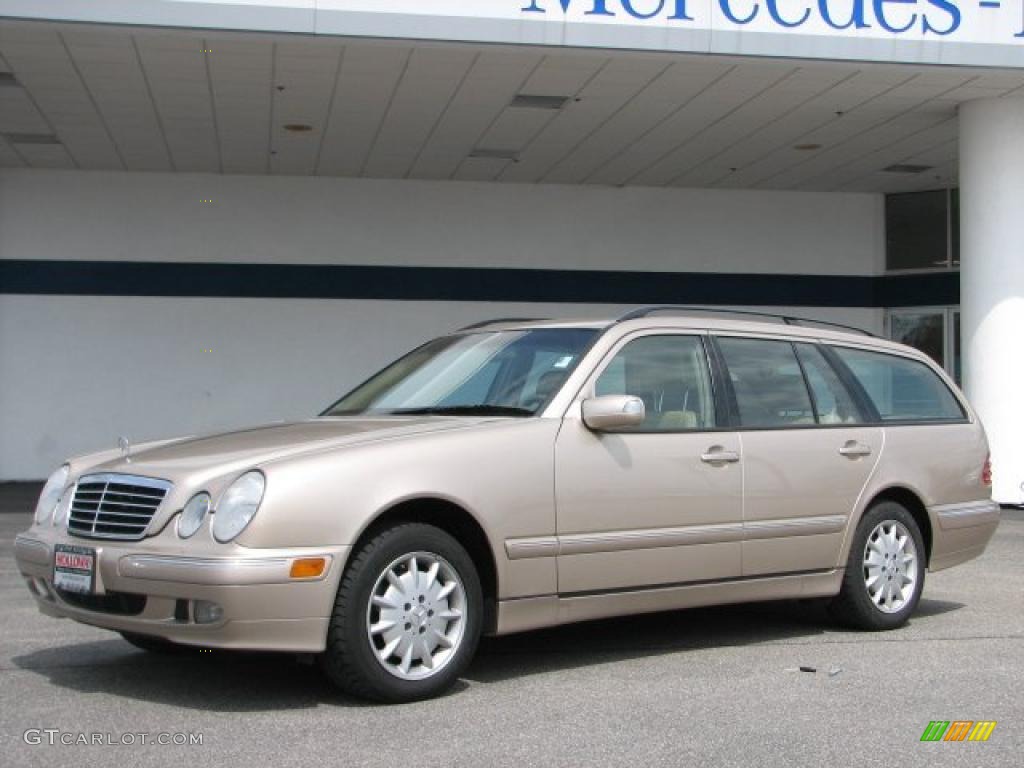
[831,346,965,422]
[716,337,815,427]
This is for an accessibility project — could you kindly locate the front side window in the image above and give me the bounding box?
[717,337,815,428]
[594,335,715,432]
[324,328,597,417]
[830,346,965,422]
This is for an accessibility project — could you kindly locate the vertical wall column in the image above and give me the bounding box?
[960,97,1024,505]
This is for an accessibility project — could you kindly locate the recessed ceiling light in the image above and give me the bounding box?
[3,132,61,145]
[883,163,933,174]
[793,143,822,151]
[0,72,20,88]
[469,148,519,161]
[283,123,314,133]
[509,94,570,110]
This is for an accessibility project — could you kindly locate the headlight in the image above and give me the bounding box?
[177,492,211,539]
[52,483,76,527]
[212,471,265,543]
[34,465,69,524]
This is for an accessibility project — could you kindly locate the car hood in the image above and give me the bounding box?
[77,417,491,487]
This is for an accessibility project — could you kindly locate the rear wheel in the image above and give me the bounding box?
[830,501,925,630]
[321,523,482,703]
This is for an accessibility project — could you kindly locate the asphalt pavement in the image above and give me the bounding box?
[1,482,1021,767]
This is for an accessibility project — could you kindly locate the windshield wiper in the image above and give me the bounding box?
[387,405,533,417]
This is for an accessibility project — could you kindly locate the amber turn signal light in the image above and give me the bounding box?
[289,557,327,579]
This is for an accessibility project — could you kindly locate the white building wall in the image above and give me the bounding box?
[0,169,883,479]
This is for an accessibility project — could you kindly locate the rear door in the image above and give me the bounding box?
[712,336,883,576]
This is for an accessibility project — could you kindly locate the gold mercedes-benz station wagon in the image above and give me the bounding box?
[15,307,1000,702]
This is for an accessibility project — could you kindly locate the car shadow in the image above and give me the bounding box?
[910,597,964,618]
[11,597,962,709]
[468,596,965,683]
[468,599,832,683]
[11,640,362,711]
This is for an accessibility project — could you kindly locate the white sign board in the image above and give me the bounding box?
[2,0,1022,67]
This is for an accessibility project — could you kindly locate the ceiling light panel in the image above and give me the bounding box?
[509,94,568,110]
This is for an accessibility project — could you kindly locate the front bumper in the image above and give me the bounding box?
[14,526,349,653]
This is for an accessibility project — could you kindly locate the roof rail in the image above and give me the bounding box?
[615,305,877,337]
[457,317,548,331]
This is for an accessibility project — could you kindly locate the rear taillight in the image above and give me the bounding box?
[982,453,992,487]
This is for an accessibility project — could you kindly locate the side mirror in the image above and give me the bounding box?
[581,395,645,431]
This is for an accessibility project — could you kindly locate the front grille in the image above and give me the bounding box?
[67,473,172,541]
[56,588,147,615]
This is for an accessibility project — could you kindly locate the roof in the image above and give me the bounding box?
[455,307,912,355]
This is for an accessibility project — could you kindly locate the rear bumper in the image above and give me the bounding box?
[929,500,1001,571]
[14,529,349,652]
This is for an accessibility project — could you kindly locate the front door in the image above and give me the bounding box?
[554,332,743,594]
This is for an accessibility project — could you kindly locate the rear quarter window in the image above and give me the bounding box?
[830,346,965,422]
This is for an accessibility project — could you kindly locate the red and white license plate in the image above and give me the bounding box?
[54,544,96,594]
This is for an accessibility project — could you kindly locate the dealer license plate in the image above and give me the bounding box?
[54,544,96,594]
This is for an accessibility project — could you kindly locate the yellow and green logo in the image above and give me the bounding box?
[920,721,997,742]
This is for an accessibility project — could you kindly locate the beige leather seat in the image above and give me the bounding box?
[657,410,698,430]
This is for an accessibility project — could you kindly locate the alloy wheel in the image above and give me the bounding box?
[365,551,467,680]
[862,519,919,614]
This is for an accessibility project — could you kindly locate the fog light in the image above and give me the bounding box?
[193,600,223,624]
[289,557,327,579]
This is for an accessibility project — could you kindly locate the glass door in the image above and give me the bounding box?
[887,307,961,385]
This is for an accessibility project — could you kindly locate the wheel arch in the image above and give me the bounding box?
[348,496,499,633]
[857,485,934,567]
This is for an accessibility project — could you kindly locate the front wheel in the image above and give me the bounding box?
[830,501,926,630]
[321,523,483,703]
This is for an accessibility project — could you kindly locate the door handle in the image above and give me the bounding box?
[701,447,740,464]
[838,441,872,458]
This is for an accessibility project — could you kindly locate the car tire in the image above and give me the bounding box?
[321,523,483,703]
[829,501,926,630]
[120,631,195,654]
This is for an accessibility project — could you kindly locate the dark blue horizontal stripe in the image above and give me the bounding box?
[874,271,961,308]
[0,260,957,308]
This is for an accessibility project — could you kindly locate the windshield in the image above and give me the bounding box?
[323,328,599,417]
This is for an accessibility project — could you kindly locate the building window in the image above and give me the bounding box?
[885,188,959,271]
